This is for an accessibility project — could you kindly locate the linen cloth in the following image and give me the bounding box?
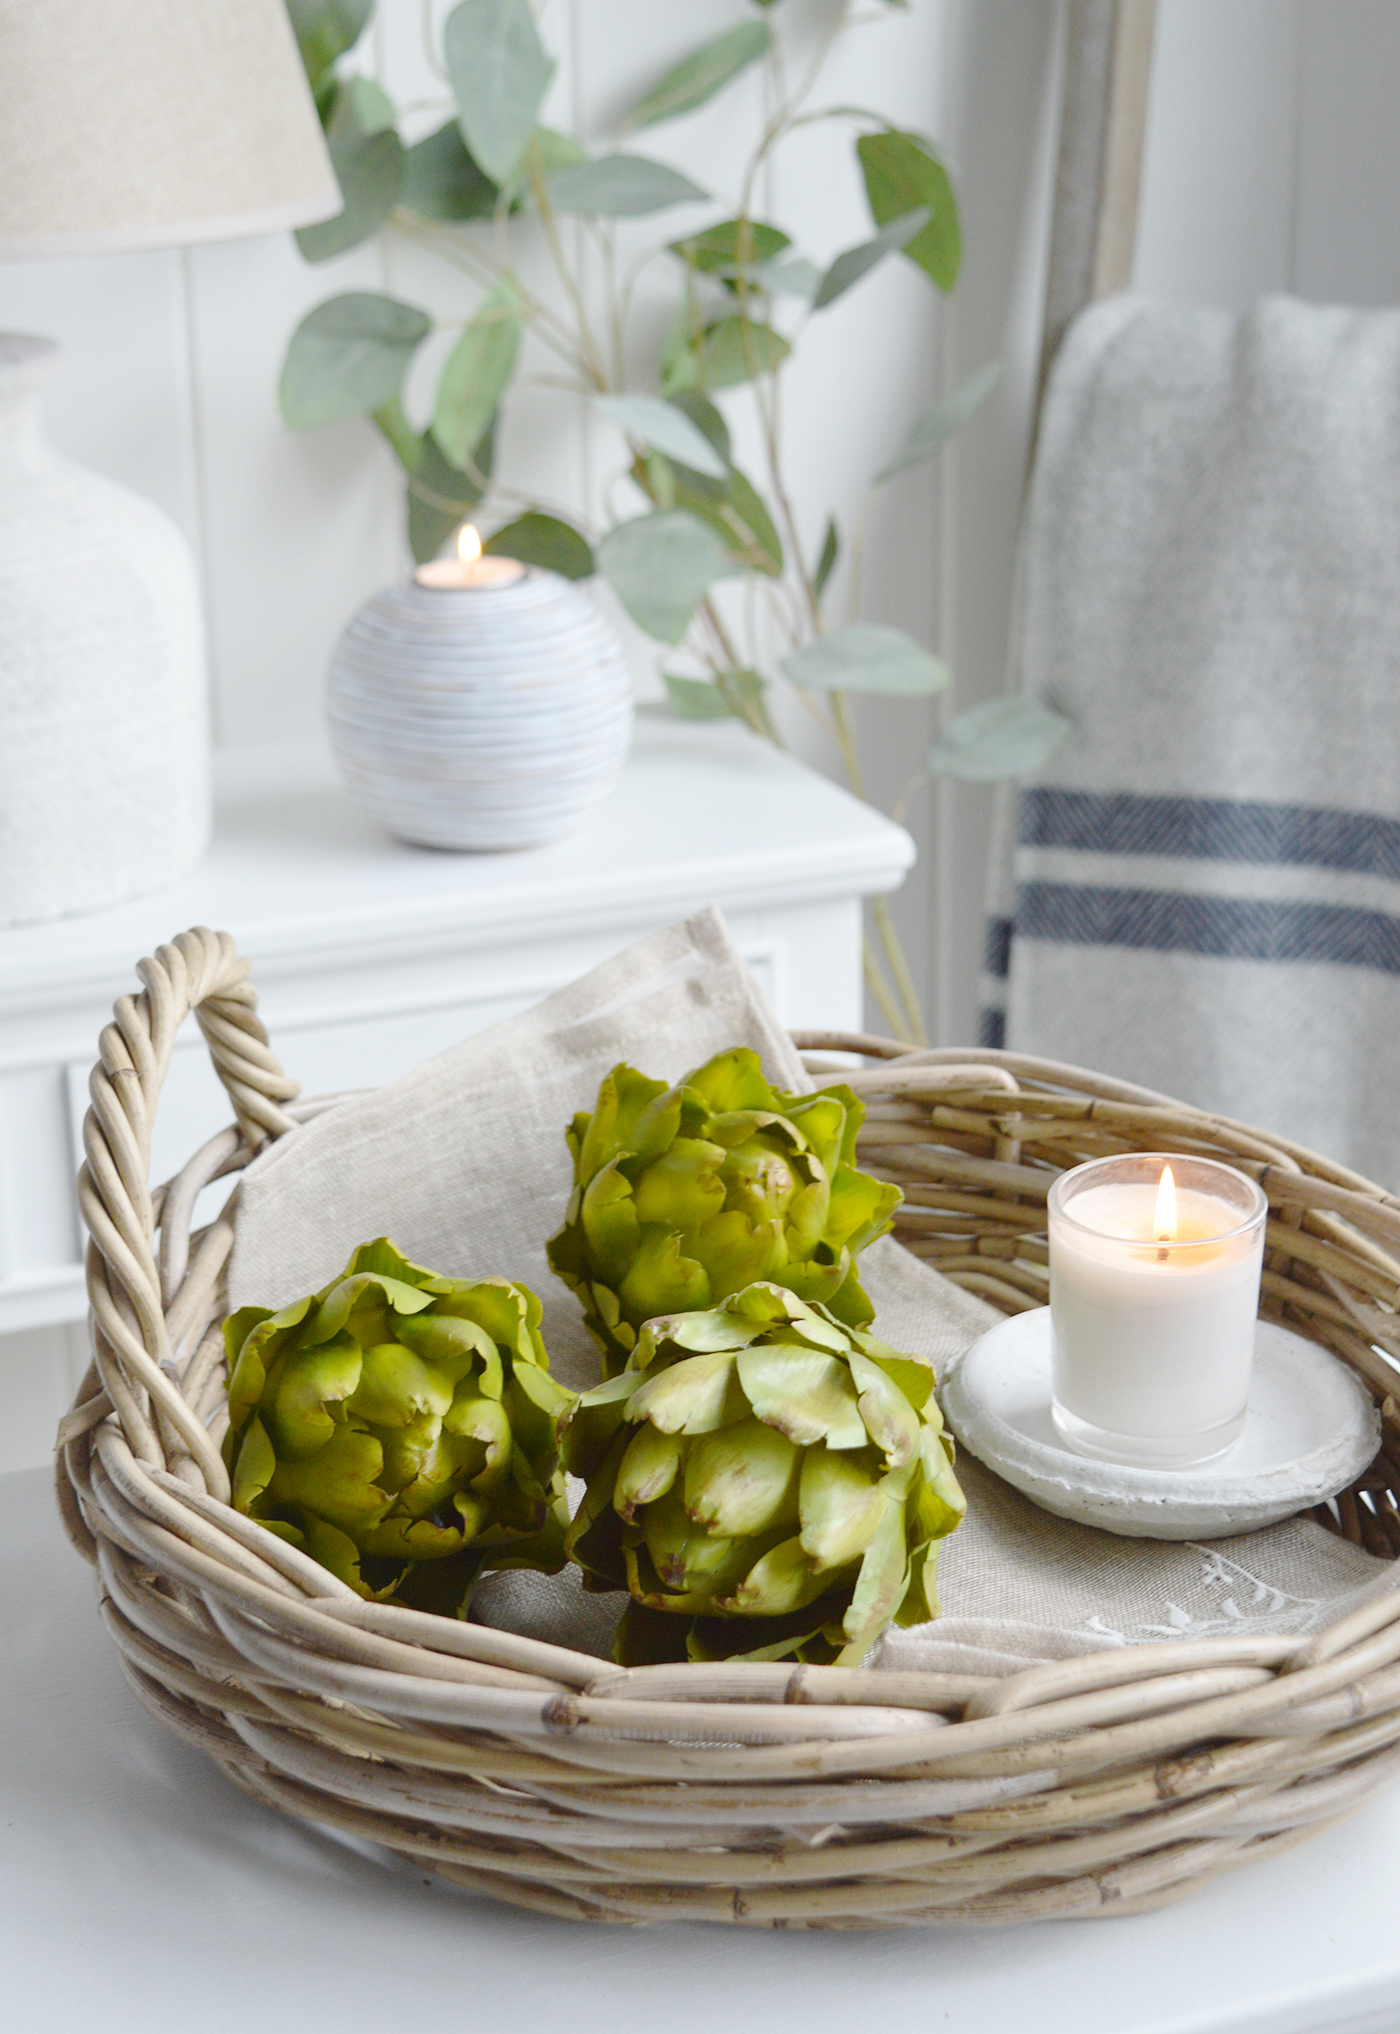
[228,907,1390,1668]
[983,293,1400,1189]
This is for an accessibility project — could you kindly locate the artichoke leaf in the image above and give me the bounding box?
[630,1138,727,1228]
[580,1163,642,1285]
[815,1258,878,1330]
[914,1426,967,1539]
[443,1390,514,1489]
[634,1492,759,1601]
[301,1515,371,1595]
[826,1165,902,1254]
[862,1345,939,1418]
[846,1349,921,1467]
[268,1424,390,1532]
[780,1093,849,1177]
[614,1422,683,1520]
[345,1238,437,1289]
[616,1225,710,1327]
[841,1499,911,1660]
[716,1137,803,1222]
[736,1345,867,1450]
[694,1209,784,1299]
[681,1047,774,1114]
[894,1540,940,1627]
[231,1415,278,1515]
[346,1339,452,1430]
[798,1445,889,1571]
[718,1533,830,1618]
[576,1064,673,1178]
[395,1309,501,1392]
[627,1349,745,1435]
[267,1333,363,1461]
[561,1370,637,1478]
[637,1309,762,1359]
[683,1416,801,1537]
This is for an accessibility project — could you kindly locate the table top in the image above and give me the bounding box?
[0,714,913,1015]
[6,1467,1399,2034]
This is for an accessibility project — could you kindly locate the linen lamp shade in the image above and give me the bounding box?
[0,0,340,926]
[0,0,339,258]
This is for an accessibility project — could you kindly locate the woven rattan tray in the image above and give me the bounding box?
[56,928,1400,1927]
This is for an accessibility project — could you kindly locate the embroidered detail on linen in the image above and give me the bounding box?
[1080,1547,1327,1649]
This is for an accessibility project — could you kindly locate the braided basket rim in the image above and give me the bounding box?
[54,928,1400,1929]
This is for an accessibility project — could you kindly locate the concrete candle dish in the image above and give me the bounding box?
[940,1305,1381,1539]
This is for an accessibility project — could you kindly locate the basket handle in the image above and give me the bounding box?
[74,927,301,1500]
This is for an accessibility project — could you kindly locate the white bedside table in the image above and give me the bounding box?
[0,714,911,1466]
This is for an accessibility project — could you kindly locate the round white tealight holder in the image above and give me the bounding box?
[940,1307,1380,1539]
[327,527,633,852]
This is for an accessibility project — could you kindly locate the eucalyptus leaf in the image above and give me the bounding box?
[402,121,497,220]
[296,128,403,261]
[547,155,707,217]
[663,674,732,719]
[668,390,730,462]
[669,218,789,275]
[536,128,589,172]
[876,360,1002,483]
[484,512,594,579]
[445,0,554,186]
[857,130,961,292]
[782,624,950,697]
[811,207,930,310]
[691,315,790,391]
[814,517,839,600]
[327,74,395,141]
[288,0,373,93]
[595,394,727,479]
[433,281,524,467]
[664,670,767,721]
[755,253,821,298]
[649,456,784,576]
[597,511,736,644]
[924,696,1071,780]
[631,21,771,128]
[280,292,431,430]
[407,424,493,565]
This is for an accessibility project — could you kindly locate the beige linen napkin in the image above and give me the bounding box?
[228,907,1390,1667]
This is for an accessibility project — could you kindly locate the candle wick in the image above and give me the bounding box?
[1155,1238,1169,1261]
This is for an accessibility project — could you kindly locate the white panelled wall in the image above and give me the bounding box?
[4,2,1400,1466]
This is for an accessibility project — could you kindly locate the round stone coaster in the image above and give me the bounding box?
[940,1308,1380,1539]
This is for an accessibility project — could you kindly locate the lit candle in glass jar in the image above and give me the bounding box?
[1048,1153,1268,1467]
[413,522,526,589]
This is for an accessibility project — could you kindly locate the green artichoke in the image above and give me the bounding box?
[563,1282,965,1665]
[546,1047,902,1376]
[222,1238,574,1611]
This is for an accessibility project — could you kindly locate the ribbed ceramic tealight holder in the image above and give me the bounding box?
[327,566,633,851]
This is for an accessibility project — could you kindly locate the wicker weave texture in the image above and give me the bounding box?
[55,931,1400,1927]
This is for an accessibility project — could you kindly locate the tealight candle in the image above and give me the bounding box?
[1047,1153,1268,1467]
[413,522,527,588]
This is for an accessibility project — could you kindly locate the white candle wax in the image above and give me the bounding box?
[1048,1158,1267,1466]
[414,554,526,588]
[413,522,527,589]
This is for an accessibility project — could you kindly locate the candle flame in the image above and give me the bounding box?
[1154,1164,1177,1242]
[456,523,482,567]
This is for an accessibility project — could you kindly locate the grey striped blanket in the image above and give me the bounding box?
[984,294,1400,1188]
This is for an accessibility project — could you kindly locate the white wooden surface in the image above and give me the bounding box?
[0,714,911,1470]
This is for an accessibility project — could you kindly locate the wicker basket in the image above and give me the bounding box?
[56,928,1400,1928]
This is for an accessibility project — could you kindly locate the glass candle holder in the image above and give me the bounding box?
[1047,1153,1268,1468]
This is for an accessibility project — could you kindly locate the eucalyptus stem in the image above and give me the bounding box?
[872,894,928,1046]
[525,155,610,390]
[863,945,910,1042]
